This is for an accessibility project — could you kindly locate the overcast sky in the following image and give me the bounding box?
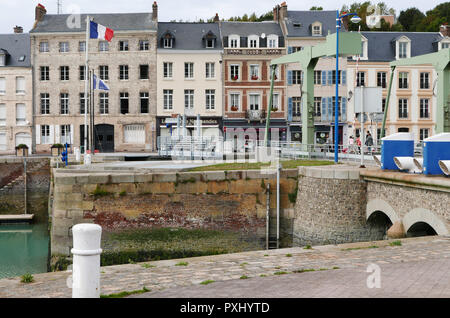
[0,0,443,34]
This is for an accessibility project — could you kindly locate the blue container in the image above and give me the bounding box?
[423,133,450,175]
[381,133,414,170]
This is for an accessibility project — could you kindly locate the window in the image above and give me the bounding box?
[164,37,173,48]
[314,97,321,117]
[420,98,430,118]
[119,65,129,80]
[139,40,149,51]
[163,90,173,110]
[124,125,145,144]
[139,65,149,80]
[272,93,280,110]
[249,38,258,48]
[59,42,69,53]
[442,42,450,49]
[79,66,86,81]
[80,93,88,114]
[40,66,50,81]
[60,125,71,144]
[185,63,194,79]
[230,65,239,80]
[120,92,129,114]
[377,72,387,88]
[269,66,280,80]
[399,72,408,89]
[16,77,25,94]
[399,42,408,59]
[100,93,109,114]
[0,104,6,126]
[99,41,109,52]
[60,66,69,81]
[206,38,215,48]
[163,62,173,78]
[250,65,259,80]
[0,78,5,94]
[79,41,86,52]
[99,66,109,80]
[420,72,430,89]
[312,23,322,36]
[268,38,277,48]
[0,132,5,151]
[41,125,50,144]
[230,93,240,110]
[398,98,408,119]
[16,104,26,125]
[314,71,321,85]
[140,92,149,113]
[356,71,365,87]
[119,40,129,51]
[382,98,386,113]
[292,46,303,53]
[249,94,260,110]
[398,127,409,133]
[206,89,215,110]
[184,90,194,109]
[230,37,238,48]
[205,63,215,79]
[60,93,69,114]
[40,93,50,114]
[293,97,301,116]
[292,70,302,84]
[39,41,49,53]
[420,128,429,141]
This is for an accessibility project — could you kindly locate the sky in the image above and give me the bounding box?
[0,0,444,34]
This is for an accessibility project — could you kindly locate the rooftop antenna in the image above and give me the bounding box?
[57,0,62,14]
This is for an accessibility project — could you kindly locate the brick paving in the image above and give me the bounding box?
[0,236,449,298]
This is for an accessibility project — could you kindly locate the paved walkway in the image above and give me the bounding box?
[0,236,449,298]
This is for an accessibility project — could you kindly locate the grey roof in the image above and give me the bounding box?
[360,32,443,62]
[0,33,31,67]
[220,21,283,37]
[285,10,338,37]
[30,13,157,33]
[157,22,222,50]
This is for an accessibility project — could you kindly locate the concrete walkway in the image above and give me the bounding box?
[0,236,449,298]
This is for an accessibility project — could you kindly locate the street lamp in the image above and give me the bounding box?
[334,11,361,163]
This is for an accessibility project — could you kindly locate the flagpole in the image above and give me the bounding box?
[84,15,90,162]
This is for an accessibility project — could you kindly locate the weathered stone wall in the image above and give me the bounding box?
[51,169,298,256]
[292,166,388,246]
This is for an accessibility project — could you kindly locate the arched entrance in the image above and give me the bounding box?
[406,222,438,237]
[94,124,114,153]
[367,211,393,239]
[403,208,448,237]
[15,132,32,152]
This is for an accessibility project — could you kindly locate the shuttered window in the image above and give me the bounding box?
[0,133,6,150]
[0,104,6,126]
[16,77,26,94]
[124,124,145,144]
[0,77,5,94]
[16,103,26,125]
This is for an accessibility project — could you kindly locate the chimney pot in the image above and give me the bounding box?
[440,24,449,37]
[14,26,23,33]
[214,13,220,23]
[152,1,158,22]
[35,3,47,23]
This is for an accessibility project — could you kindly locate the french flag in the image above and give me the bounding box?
[90,21,114,42]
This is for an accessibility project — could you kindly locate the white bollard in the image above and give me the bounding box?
[74,147,81,162]
[71,224,102,298]
[84,153,92,165]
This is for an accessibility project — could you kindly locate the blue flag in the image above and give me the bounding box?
[93,74,109,91]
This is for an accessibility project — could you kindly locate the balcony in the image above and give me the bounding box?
[225,48,283,56]
[246,109,266,121]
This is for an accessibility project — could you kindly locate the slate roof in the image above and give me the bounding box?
[0,33,31,67]
[30,13,157,33]
[220,21,283,37]
[360,31,443,62]
[157,22,222,50]
[285,10,338,37]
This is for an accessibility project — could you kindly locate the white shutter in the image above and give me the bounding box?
[36,125,41,145]
[0,78,5,93]
[70,124,74,145]
[55,125,60,144]
[0,104,6,126]
[124,125,145,144]
[49,125,55,144]
[16,77,25,93]
[0,133,6,150]
[16,103,26,125]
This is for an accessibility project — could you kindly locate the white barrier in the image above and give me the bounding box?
[413,157,424,172]
[71,224,102,298]
[394,157,422,173]
[373,155,382,168]
[439,160,450,176]
[74,147,81,162]
[84,154,92,165]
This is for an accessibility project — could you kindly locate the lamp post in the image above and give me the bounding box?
[335,11,361,163]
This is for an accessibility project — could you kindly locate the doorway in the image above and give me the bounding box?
[95,124,114,152]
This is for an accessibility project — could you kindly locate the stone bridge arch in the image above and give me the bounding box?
[366,199,400,224]
[403,208,449,236]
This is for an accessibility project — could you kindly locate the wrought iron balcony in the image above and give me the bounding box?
[246,109,266,121]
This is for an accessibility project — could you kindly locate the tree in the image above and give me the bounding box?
[310,6,323,10]
[398,8,425,31]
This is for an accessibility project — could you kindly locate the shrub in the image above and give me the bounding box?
[21,273,34,283]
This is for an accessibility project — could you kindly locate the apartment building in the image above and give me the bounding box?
[347,29,450,145]
[221,21,287,142]
[156,21,223,139]
[275,4,349,144]
[30,3,158,153]
[0,29,33,154]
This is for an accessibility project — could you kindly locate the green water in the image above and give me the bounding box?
[0,223,49,279]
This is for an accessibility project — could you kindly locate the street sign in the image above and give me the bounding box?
[165,118,178,125]
[369,113,384,122]
[354,87,383,113]
[356,113,369,123]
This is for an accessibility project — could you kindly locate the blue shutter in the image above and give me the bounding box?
[288,97,293,122]
[287,70,293,85]
[301,71,304,85]
[321,98,327,121]
[342,70,347,85]
[342,97,347,122]
[288,46,293,54]
[327,71,332,85]
[321,71,326,86]
[328,97,333,121]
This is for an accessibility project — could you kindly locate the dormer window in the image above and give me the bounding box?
[248,35,259,48]
[203,31,217,49]
[0,50,6,67]
[395,36,411,60]
[439,38,450,50]
[206,39,215,48]
[229,35,240,48]
[267,35,278,48]
[162,31,175,48]
[164,37,172,48]
[312,21,322,36]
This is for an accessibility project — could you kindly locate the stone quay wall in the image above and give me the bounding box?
[51,169,298,256]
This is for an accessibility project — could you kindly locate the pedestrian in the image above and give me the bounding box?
[348,135,355,154]
[356,136,361,154]
[365,131,374,153]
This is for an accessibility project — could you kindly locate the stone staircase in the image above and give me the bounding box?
[0,160,48,193]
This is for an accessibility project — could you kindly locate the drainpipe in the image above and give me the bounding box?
[24,158,27,215]
[381,66,396,139]
[276,161,280,249]
[264,65,277,147]
[266,183,270,250]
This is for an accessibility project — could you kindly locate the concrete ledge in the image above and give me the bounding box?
[134,174,153,183]
[87,174,111,184]
[203,171,226,181]
[177,172,204,182]
[153,173,177,183]
[301,165,361,180]
[110,174,135,183]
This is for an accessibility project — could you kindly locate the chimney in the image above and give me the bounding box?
[152,1,158,22]
[279,2,287,21]
[273,5,279,23]
[440,23,449,37]
[14,26,23,34]
[213,13,220,23]
[35,3,47,23]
